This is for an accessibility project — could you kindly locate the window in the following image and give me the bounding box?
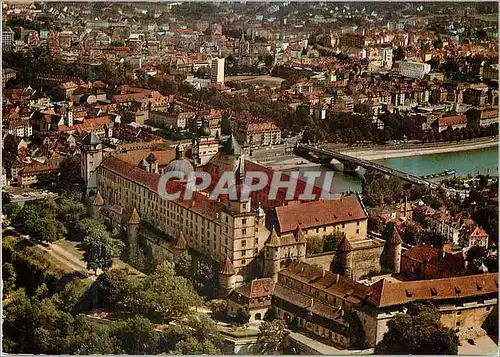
[242,259,246,265]
[357,221,360,226]
[242,204,246,210]
[356,229,359,234]
[242,250,246,256]
[242,240,246,247]
[242,228,247,235]
[342,224,345,228]
[316,228,319,233]
[456,321,460,326]
[242,218,247,225]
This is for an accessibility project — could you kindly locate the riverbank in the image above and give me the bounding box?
[340,137,498,161]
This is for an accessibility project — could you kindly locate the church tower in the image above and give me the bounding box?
[81,132,103,197]
[264,227,281,282]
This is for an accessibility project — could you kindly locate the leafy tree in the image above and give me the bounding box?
[306,235,323,255]
[401,222,423,246]
[55,196,85,229]
[12,201,66,243]
[466,246,488,273]
[484,256,498,273]
[111,316,159,355]
[142,263,203,322]
[323,231,346,252]
[3,262,17,297]
[257,319,290,355]
[208,299,228,321]
[95,269,131,307]
[3,288,35,353]
[169,337,221,355]
[83,232,113,275]
[376,301,459,355]
[71,314,120,354]
[174,253,217,298]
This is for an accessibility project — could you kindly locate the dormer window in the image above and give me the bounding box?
[405,290,413,297]
[430,288,438,296]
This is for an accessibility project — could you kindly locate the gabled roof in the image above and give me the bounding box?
[364,273,498,308]
[275,195,366,234]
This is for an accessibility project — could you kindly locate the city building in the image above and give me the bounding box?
[398,60,431,79]
[211,57,225,84]
[235,122,282,148]
[3,26,15,50]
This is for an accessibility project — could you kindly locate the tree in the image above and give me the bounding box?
[3,262,17,297]
[56,196,85,229]
[71,314,120,354]
[3,288,35,353]
[12,201,66,243]
[169,337,221,355]
[142,263,203,322]
[376,301,459,355]
[323,231,346,252]
[484,256,498,273]
[83,232,113,275]
[257,320,290,354]
[111,316,159,355]
[306,235,323,255]
[174,253,217,298]
[466,246,487,273]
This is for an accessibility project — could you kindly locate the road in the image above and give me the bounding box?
[37,243,90,275]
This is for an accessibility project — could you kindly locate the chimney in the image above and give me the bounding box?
[335,274,339,284]
[310,298,314,307]
[322,270,326,278]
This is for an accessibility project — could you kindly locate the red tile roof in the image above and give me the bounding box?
[364,273,498,308]
[437,115,467,127]
[100,156,224,219]
[280,261,369,304]
[402,245,465,275]
[275,195,366,234]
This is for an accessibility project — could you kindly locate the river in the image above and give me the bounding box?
[289,146,499,194]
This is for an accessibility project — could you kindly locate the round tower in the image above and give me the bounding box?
[219,256,237,297]
[386,225,403,273]
[172,230,188,263]
[264,227,281,282]
[89,190,104,219]
[333,237,353,278]
[127,208,141,257]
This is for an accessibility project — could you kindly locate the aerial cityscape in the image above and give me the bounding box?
[1,1,498,355]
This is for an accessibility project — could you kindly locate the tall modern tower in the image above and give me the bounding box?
[210,57,225,84]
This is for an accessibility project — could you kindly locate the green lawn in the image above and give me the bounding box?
[218,325,259,339]
[54,239,144,276]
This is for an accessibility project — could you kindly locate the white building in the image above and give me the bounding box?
[379,46,393,68]
[398,60,431,79]
[210,57,225,84]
